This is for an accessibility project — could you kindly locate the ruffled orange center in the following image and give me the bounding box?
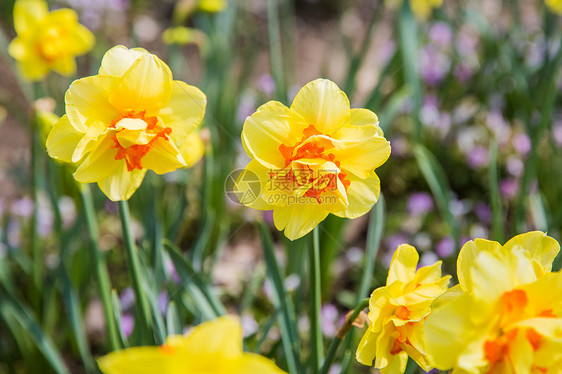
[110,110,172,171]
[277,125,350,203]
[484,289,553,373]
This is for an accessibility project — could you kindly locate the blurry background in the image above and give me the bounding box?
[0,0,561,373]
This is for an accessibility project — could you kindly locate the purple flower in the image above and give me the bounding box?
[512,133,532,156]
[258,74,276,95]
[158,291,168,315]
[506,156,524,177]
[419,46,451,86]
[262,210,274,225]
[456,29,478,57]
[407,192,434,217]
[384,234,409,253]
[466,146,489,169]
[435,236,455,258]
[486,110,511,147]
[119,287,135,311]
[454,62,473,82]
[321,304,339,338]
[474,202,492,224]
[237,94,256,122]
[429,22,453,47]
[11,197,33,218]
[120,313,134,338]
[500,178,519,200]
[241,314,258,337]
[165,258,181,284]
[419,252,439,267]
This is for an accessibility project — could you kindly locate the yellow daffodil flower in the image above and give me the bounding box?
[356,244,451,373]
[425,231,562,373]
[162,26,207,47]
[46,45,206,201]
[198,0,227,13]
[8,0,94,81]
[98,316,286,374]
[386,0,442,20]
[546,0,562,14]
[237,79,390,240]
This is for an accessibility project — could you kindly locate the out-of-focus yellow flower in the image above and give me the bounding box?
[46,45,206,201]
[546,0,562,14]
[356,244,450,373]
[8,0,94,81]
[237,79,390,240]
[425,231,562,373]
[162,26,207,47]
[198,0,227,12]
[386,0,442,20]
[172,0,227,24]
[98,316,286,374]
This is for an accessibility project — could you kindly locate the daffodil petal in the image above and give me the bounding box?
[176,316,243,359]
[387,244,419,285]
[73,133,121,183]
[356,327,378,366]
[158,81,206,146]
[97,164,146,201]
[331,130,391,179]
[65,75,119,133]
[234,160,273,210]
[98,346,178,374]
[242,101,308,170]
[13,0,48,35]
[424,291,490,371]
[456,238,502,293]
[235,353,286,374]
[109,53,173,113]
[99,45,149,77]
[7,37,29,60]
[51,55,77,76]
[16,56,49,81]
[290,78,351,136]
[46,114,84,163]
[67,24,95,55]
[332,172,380,219]
[179,131,205,167]
[273,203,330,240]
[140,138,186,174]
[503,231,560,273]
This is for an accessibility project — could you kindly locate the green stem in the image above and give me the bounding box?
[117,199,153,342]
[266,0,286,102]
[80,185,120,351]
[309,226,323,373]
[319,298,370,374]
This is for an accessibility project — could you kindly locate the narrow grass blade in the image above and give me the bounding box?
[414,145,459,246]
[259,222,301,374]
[164,240,226,319]
[166,301,182,336]
[0,286,70,374]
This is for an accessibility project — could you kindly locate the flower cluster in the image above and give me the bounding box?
[357,231,562,374]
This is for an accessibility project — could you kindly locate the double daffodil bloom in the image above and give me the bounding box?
[425,231,562,373]
[238,79,390,240]
[386,0,442,20]
[546,0,562,14]
[8,0,94,81]
[356,244,450,373]
[46,45,206,201]
[98,316,286,374]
